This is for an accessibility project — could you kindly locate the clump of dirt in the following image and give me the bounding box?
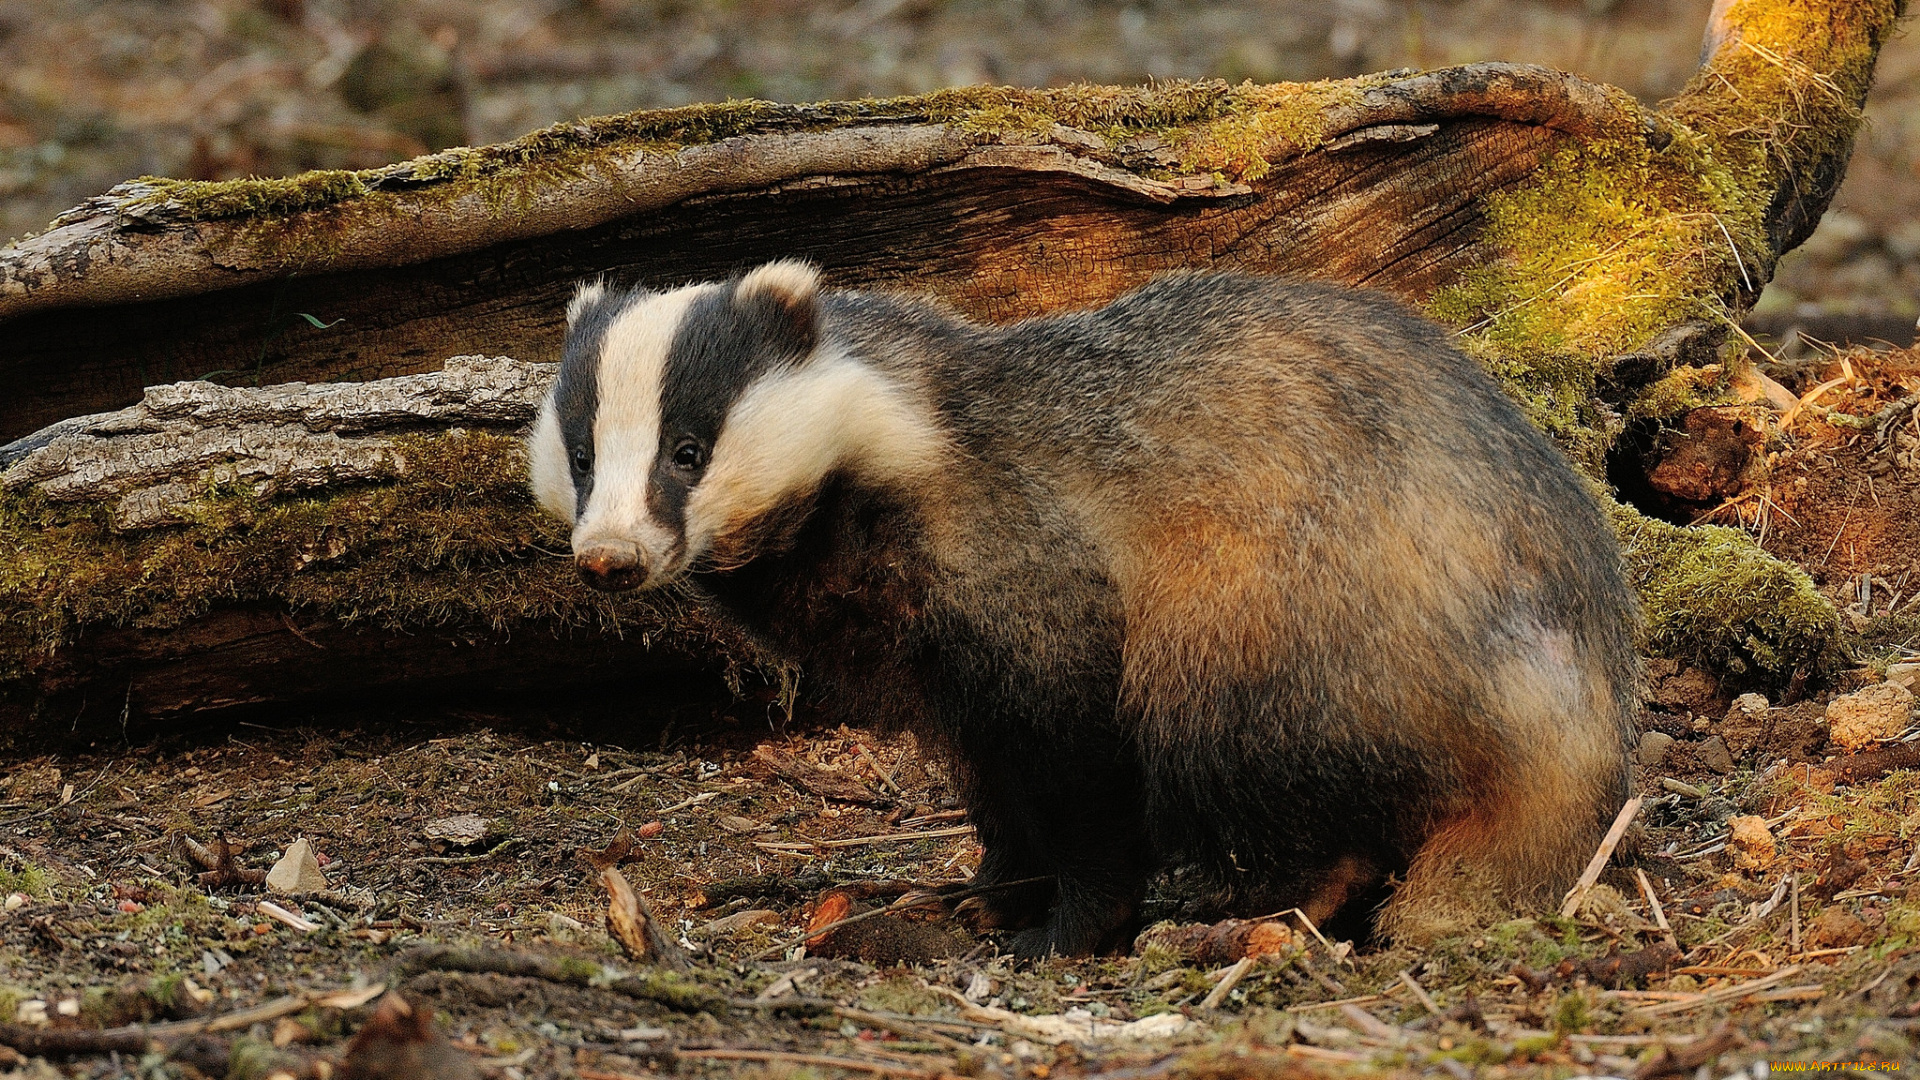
[1705,344,1920,657]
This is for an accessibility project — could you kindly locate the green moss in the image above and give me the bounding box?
[136,170,369,220]
[1628,363,1735,421]
[1429,0,1898,459]
[857,973,954,1016]
[1608,497,1841,676]
[0,430,736,691]
[1428,131,1748,368]
[614,970,730,1014]
[1169,80,1367,181]
[1467,338,1619,476]
[1665,0,1898,216]
[552,955,605,982]
[0,861,54,898]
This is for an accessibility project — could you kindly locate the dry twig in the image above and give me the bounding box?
[1561,796,1643,917]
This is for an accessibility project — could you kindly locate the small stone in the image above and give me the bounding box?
[1637,731,1676,766]
[423,814,497,848]
[546,912,588,942]
[265,838,329,895]
[1825,682,1914,752]
[1884,662,1920,693]
[15,1000,46,1026]
[1728,814,1776,871]
[1696,735,1735,773]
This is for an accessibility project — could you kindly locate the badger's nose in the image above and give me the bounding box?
[575,540,647,592]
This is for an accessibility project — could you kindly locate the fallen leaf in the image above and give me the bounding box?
[579,828,636,872]
[698,909,780,935]
[338,992,479,1080]
[1134,918,1297,964]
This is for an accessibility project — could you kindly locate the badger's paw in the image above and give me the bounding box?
[1004,893,1140,958]
[950,879,1051,933]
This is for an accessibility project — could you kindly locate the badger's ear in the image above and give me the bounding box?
[566,280,609,326]
[735,260,821,356]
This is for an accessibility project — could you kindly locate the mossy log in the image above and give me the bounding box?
[0,0,1901,731]
[0,357,762,733]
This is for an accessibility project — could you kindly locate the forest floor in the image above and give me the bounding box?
[3,1,1920,1078]
[1,541,1919,1080]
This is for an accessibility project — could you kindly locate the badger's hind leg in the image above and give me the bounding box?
[1379,657,1634,943]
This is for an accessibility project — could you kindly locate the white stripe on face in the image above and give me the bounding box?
[528,396,574,523]
[571,284,717,569]
[682,351,947,566]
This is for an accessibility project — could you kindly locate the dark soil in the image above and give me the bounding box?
[0,658,1915,1079]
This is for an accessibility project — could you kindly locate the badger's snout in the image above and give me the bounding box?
[575,540,648,592]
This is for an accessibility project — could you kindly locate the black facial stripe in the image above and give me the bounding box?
[648,281,817,537]
[555,287,635,518]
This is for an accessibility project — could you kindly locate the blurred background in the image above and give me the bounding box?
[0,0,1913,327]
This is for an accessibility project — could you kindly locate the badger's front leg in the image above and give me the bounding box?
[950,724,1151,956]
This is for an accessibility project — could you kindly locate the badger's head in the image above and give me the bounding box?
[529,260,944,592]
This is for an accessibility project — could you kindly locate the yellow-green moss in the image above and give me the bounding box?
[1420,124,1752,477]
[1628,363,1736,421]
[0,861,54,899]
[1608,497,1840,675]
[136,170,370,220]
[1666,0,1897,213]
[0,431,731,688]
[1427,131,1750,368]
[1417,0,1898,683]
[1429,0,1899,443]
[1169,80,1368,181]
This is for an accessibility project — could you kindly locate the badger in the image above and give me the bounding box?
[529,261,1638,956]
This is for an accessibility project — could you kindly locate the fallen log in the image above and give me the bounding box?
[0,356,757,734]
[0,0,1899,730]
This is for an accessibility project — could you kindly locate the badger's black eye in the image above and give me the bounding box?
[570,447,592,475]
[671,439,708,473]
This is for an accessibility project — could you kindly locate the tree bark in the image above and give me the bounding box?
[0,0,1903,732]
